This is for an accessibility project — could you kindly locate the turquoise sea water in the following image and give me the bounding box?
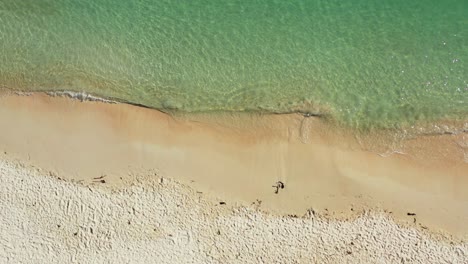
[0,0,467,128]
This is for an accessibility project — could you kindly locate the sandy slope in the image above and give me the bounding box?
[0,93,467,239]
[0,92,467,263]
[0,158,467,264]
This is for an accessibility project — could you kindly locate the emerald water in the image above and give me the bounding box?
[0,0,467,128]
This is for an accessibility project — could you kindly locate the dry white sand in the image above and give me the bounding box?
[1,158,467,264]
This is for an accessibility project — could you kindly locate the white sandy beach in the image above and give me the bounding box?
[1,158,467,263]
[0,92,467,263]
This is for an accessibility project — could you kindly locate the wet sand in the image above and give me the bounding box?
[0,92,467,240]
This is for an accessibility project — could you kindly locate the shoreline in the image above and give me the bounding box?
[3,88,468,135]
[0,92,467,240]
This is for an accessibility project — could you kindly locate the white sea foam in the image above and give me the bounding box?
[46,91,117,104]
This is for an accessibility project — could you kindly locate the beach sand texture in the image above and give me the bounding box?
[0,93,467,263]
[1,158,467,263]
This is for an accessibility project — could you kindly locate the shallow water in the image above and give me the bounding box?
[0,0,467,128]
